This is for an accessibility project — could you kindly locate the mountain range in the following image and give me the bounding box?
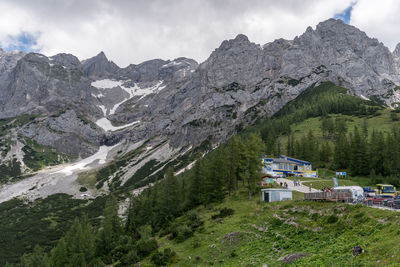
[1,18,400,201]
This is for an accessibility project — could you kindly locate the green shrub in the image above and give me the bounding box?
[186,211,204,230]
[191,236,201,248]
[270,217,283,227]
[211,208,234,219]
[311,213,319,221]
[327,214,339,224]
[173,225,193,243]
[136,238,158,258]
[119,250,139,266]
[151,248,176,266]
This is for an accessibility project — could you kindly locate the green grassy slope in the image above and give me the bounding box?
[269,81,398,148]
[145,189,400,266]
[286,109,398,148]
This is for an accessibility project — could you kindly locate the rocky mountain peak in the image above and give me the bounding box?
[0,49,25,74]
[50,53,81,68]
[233,33,249,42]
[218,33,252,51]
[393,43,400,58]
[82,51,119,79]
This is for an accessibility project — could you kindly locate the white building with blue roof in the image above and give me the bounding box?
[261,155,318,178]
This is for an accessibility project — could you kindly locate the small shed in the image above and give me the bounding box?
[261,188,293,202]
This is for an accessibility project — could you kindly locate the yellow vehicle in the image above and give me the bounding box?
[376,184,396,197]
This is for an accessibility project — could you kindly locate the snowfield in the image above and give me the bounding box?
[92,79,165,115]
[360,95,370,101]
[57,144,119,175]
[91,79,124,89]
[95,118,140,132]
[91,79,165,99]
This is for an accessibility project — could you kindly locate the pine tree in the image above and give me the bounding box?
[20,245,50,267]
[236,138,248,189]
[226,137,239,196]
[204,148,226,204]
[187,160,205,208]
[244,133,263,200]
[349,127,369,176]
[97,196,122,260]
[157,167,181,226]
[334,132,349,170]
[50,238,69,267]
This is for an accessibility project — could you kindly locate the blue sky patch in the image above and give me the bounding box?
[2,32,40,52]
[334,4,354,24]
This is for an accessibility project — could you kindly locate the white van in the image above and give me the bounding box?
[332,186,365,202]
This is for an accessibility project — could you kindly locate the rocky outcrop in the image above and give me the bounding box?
[19,109,103,157]
[82,51,119,79]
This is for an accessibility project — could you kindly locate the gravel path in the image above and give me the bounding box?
[276,178,320,193]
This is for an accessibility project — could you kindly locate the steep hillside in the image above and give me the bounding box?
[149,191,400,266]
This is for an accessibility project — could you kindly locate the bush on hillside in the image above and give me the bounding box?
[151,248,176,266]
[211,208,234,219]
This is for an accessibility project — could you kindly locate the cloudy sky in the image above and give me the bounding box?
[0,0,398,67]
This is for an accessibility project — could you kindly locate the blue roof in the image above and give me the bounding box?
[262,155,311,165]
[280,155,311,165]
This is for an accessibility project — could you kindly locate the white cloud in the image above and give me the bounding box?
[350,0,400,51]
[0,0,359,66]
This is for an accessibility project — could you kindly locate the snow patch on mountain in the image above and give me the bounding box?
[91,79,123,89]
[98,105,107,115]
[161,61,182,68]
[92,79,166,115]
[95,118,140,132]
[57,144,119,175]
[91,79,165,98]
[360,95,370,101]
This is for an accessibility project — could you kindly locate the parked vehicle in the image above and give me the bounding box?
[376,184,396,197]
[305,191,352,202]
[332,186,365,202]
[365,195,393,205]
[363,187,376,197]
[383,195,400,208]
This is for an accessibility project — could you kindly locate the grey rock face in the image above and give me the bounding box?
[115,19,400,149]
[200,34,264,88]
[19,109,102,157]
[120,57,198,83]
[82,51,119,79]
[0,49,25,74]
[50,53,81,68]
[0,52,100,118]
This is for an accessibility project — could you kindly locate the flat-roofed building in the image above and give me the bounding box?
[261,155,317,178]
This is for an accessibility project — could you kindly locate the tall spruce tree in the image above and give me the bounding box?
[226,137,240,196]
[244,133,263,200]
[187,159,205,208]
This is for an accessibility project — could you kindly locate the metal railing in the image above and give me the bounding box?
[305,191,353,202]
